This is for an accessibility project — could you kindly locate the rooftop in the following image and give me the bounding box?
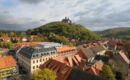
[0,56,16,69]
[19,46,57,59]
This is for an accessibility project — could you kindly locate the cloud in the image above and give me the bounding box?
[0,0,130,31]
[18,0,44,4]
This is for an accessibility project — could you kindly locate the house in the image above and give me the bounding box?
[15,42,43,50]
[67,68,108,80]
[78,47,96,62]
[17,46,58,73]
[37,42,63,48]
[0,56,17,79]
[87,60,104,76]
[40,59,107,80]
[108,51,129,78]
[0,37,10,42]
[78,43,106,62]
[53,54,86,70]
[119,51,129,64]
[0,48,8,57]
[0,37,28,42]
[40,59,72,80]
[57,46,77,56]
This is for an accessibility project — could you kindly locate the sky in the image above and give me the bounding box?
[0,0,130,31]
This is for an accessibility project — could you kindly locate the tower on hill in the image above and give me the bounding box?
[62,17,72,25]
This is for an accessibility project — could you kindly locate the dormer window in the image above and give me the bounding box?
[36,54,38,57]
[33,55,35,58]
[41,53,43,56]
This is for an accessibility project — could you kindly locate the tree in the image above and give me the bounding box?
[31,37,44,42]
[125,76,130,80]
[30,68,57,80]
[2,42,14,49]
[101,64,116,80]
[49,35,68,45]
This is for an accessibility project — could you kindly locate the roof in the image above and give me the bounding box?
[81,47,96,59]
[0,56,16,69]
[40,59,72,80]
[39,42,61,46]
[80,44,105,59]
[88,60,104,76]
[18,46,57,59]
[16,42,43,45]
[40,59,107,80]
[67,68,108,80]
[119,51,130,64]
[53,54,85,69]
[57,46,77,53]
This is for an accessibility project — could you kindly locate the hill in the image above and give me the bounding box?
[97,27,130,38]
[27,21,100,41]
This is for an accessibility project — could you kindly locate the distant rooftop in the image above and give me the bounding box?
[0,56,16,69]
[37,42,63,48]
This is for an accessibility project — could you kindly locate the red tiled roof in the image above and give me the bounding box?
[0,56,16,69]
[0,37,10,40]
[57,46,77,53]
[40,59,72,80]
[88,61,103,76]
[119,51,130,64]
[53,54,85,69]
[15,42,45,48]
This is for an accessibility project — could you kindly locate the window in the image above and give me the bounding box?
[33,66,35,69]
[36,54,38,57]
[37,60,38,63]
[33,60,35,64]
[36,65,38,68]
[43,59,44,61]
[40,59,42,62]
[33,55,35,58]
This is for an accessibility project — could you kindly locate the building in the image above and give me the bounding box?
[17,46,58,74]
[87,60,104,76]
[0,48,8,57]
[53,54,86,70]
[0,37,28,42]
[57,46,77,56]
[78,43,106,62]
[108,51,129,78]
[37,42,63,48]
[40,59,107,80]
[62,17,72,25]
[0,56,17,79]
[67,68,108,80]
[15,42,43,50]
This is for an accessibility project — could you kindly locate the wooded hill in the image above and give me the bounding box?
[27,21,100,41]
[96,27,130,38]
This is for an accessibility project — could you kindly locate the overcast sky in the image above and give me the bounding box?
[0,0,130,31]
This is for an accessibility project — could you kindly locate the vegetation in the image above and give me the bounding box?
[101,64,116,80]
[0,42,14,49]
[97,27,130,38]
[31,37,45,42]
[10,38,18,43]
[30,68,57,80]
[48,34,68,44]
[27,21,100,42]
[0,30,25,37]
[125,76,130,80]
